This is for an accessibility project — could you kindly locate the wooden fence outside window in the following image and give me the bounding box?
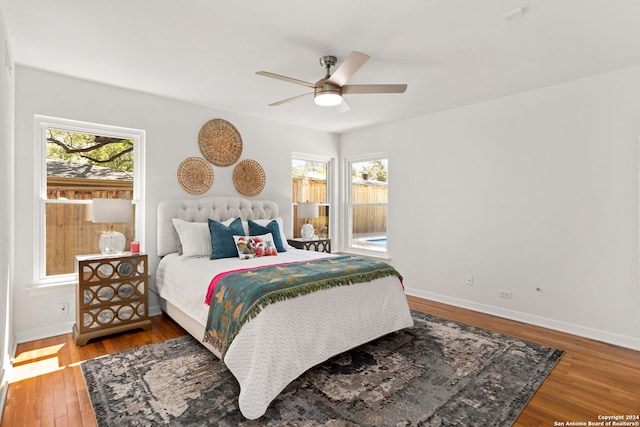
[46,177,134,276]
[292,178,387,237]
[47,178,387,274]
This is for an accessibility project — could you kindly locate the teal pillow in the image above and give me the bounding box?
[248,220,287,253]
[208,218,245,260]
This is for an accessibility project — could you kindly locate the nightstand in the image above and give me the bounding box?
[73,252,152,346]
[287,238,331,253]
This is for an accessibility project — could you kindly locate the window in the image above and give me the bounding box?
[291,154,332,239]
[345,155,388,254]
[34,116,145,286]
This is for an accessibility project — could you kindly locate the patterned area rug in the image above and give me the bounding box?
[82,311,563,426]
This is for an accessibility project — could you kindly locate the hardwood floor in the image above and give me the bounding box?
[407,297,640,426]
[1,297,638,426]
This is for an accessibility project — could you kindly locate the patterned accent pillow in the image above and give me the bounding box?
[233,233,278,260]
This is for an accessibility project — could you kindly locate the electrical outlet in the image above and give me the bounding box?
[499,290,512,299]
[465,274,473,286]
[58,302,69,316]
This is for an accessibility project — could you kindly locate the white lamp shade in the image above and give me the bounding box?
[297,202,319,219]
[92,198,132,223]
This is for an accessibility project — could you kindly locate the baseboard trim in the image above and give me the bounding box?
[14,305,164,345]
[0,366,7,423]
[12,293,638,351]
[148,304,162,317]
[406,288,640,351]
[13,320,75,345]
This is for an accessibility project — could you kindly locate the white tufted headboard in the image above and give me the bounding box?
[157,196,280,256]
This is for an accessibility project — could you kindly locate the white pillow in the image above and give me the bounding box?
[172,219,211,258]
[233,233,278,260]
[250,217,294,249]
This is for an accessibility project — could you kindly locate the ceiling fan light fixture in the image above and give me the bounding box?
[314,93,342,107]
[257,51,407,109]
[314,84,342,107]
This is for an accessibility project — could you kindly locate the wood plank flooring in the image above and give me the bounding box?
[1,297,638,426]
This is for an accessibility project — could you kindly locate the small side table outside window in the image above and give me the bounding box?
[287,238,331,253]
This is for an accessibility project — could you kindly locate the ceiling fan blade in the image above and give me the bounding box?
[342,84,407,94]
[268,92,314,106]
[335,98,351,113]
[256,71,316,89]
[327,51,369,87]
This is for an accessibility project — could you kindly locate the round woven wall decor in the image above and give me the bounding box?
[198,119,243,166]
[177,157,214,194]
[232,159,266,197]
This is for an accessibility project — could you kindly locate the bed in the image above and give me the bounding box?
[155,196,414,419]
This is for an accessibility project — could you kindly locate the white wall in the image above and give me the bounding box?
[12,66,339,342]
[341,65,640,350]
[0,3,14,416]
[10,60,640,351]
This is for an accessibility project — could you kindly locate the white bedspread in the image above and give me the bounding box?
[156,249,414,419]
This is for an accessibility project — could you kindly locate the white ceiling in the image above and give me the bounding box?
[3,0,640,134]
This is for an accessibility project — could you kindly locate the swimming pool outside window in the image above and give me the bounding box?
[346,155,388,254]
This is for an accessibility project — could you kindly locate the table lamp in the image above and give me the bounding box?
[91,198,132,254]
[297,202,319,239]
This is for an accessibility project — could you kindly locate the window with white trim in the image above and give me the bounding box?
[345,155,388,254]
[291,154,333,239]
[35,116,145,286]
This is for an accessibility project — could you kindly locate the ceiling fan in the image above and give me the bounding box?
[256,51,407,112]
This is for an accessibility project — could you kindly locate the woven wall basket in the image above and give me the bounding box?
[198,119,243,167]
[177,157,214,194]
[233,159,266,197]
